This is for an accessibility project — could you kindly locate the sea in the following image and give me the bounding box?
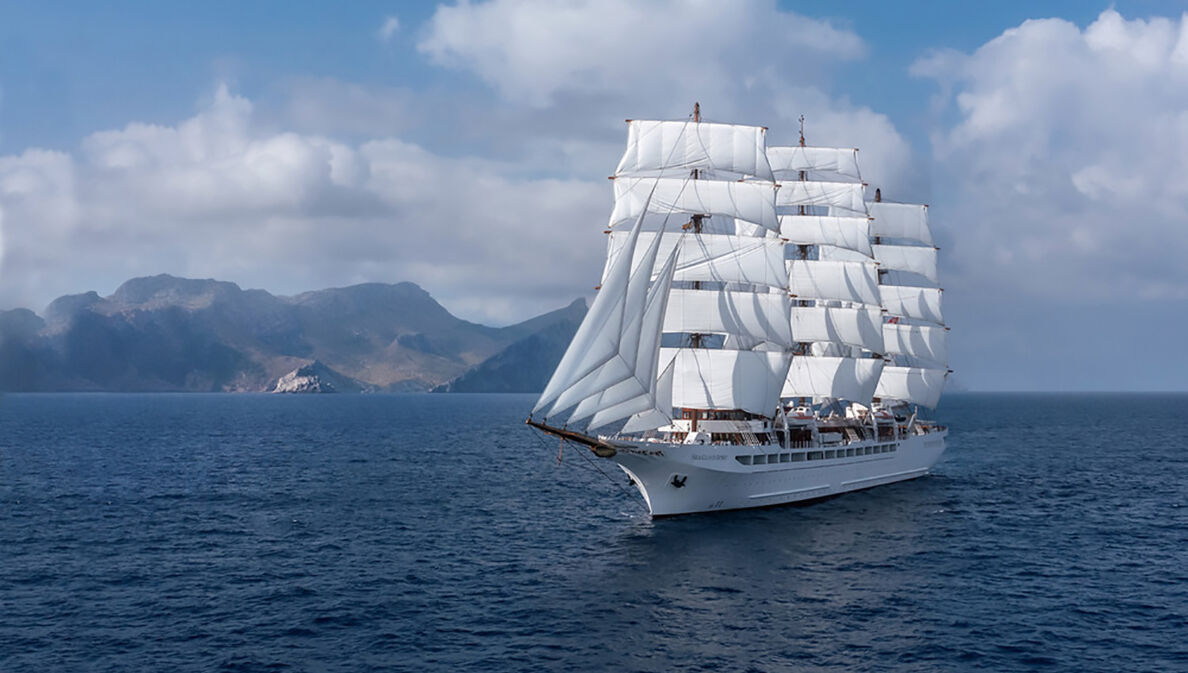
[1,392,1184,672]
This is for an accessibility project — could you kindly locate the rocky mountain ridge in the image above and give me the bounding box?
[0,274,584,393]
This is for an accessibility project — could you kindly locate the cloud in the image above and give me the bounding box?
[419,0,865,108]
[0,84,606,323]
[415,0,918,199]
[914,9,1188,302]
[1,2,921,328]
[378,16,400,41]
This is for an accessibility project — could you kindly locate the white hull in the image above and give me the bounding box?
[612,430,947,517]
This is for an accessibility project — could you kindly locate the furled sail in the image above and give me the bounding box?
[790,306,884,352]
[787,259,880,306]
[767,146,861,180]
[615,120,774,181]
[776,180,866,214]
[779,215,872,256]
[882,324,948,368]
[664,289,792,347]
[606,231,787,289]
[872,244,938,284]
[879,286,943,325]
[662,348,790,416]
[868,202,933,245]
[611,177,779,232]
[874,366,946,408]
[781,357,883,402]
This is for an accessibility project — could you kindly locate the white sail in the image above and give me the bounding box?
[534,201,650,416]
[879,286,944,325]
[873,244,938,284]
[663,348,790,416]
[790,306,884,352]
[615,120,774,181]
[787,260,880,306]
[664,289,792,347]
[606,231,787,289]
[768,146,861,180]
[818,244,875,263]
[549,212,669,417]
[882,323,947,368]
[620,357,676,434]
[578,245,682,429]
[611,177,778,232]
[875,366,946,408]
[779,215,872,256]
[775,180,866,214]
[869,202,933,245]
[781,356,883,402]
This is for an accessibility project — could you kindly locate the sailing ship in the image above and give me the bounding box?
[528,104,949,517]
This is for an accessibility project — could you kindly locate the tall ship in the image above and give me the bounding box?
[528,105,949,517]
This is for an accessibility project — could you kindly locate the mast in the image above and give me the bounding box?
[539,109,785,437]
[869,191,949,409]
[688,102,702,428]
[772,121,883,411]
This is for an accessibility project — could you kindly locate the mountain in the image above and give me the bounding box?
[433,299,586,393]
[0,274,584,393]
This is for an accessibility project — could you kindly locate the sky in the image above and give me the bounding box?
[1,0,1186,391]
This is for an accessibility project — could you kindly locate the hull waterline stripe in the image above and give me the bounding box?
[841,467,928,487]
[749,484,831,500]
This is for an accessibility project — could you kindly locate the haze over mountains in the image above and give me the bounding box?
[0,275,584,393]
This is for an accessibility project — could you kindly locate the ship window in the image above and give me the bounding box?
[792,453,806,462]
[808,451,823,460]
[863,447,872,455]
[846,448,855,457]
[768,453,779,464]
[780,453,790,463]
[753,454,767,465]
[824,450,836,459]
[736,455,752,465]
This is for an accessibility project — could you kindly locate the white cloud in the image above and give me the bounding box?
[914,9,1188,302]
[378,16,400,41]
[0,84,606,323]
[0,1,923,328]
[419,0,865,108]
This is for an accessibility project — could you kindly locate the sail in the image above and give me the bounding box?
[873,244,938,284]
[548,211,669,417]
[869,202,933,245]
[663,348,790,416]
[790,306,884,352]
[611,177,778,232]
[577,244,682,429]
[620,358,676,434]
[781,357,883,402]
[787,260,880,306]
[534,202,650,416]
[879,286,943,325]
[882,323,947,368]
[875,366,946,408]
[767,146,861,180]
[606,231,787,289]
[615,120,774,181]
[779,215,872,256]
[775,180,866,214]
[664,289,792,347]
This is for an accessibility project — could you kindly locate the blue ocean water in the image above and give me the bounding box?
[0,393,1185,672]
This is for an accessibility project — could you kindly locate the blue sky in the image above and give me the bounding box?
[2,1,1186,391]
